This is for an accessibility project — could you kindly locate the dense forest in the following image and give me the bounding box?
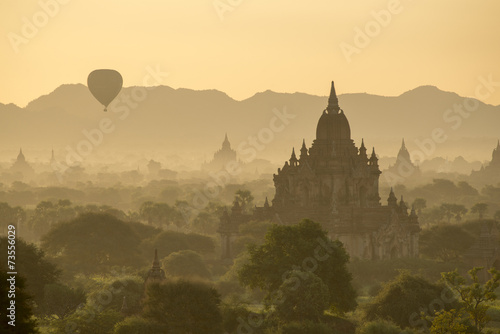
[1,174,500,333]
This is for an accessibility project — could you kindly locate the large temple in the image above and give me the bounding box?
[219,82,420,260]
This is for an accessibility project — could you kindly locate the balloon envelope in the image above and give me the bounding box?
[87,69,123,111]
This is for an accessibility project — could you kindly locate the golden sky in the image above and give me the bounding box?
[1,0,499,107]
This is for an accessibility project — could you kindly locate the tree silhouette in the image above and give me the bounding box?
[143,280,223,333]
[419,225,474,261]
[470,203,489,219]
[412,198,427,215]
[439,203,467,223]
[274,270,329,322]
[0,272,39,333]
[234,189,254,214]
[238,219,356,314]
[162,250,211,279]
[41,213,142,274]
[364,272,456,330]
[0,237,59,313]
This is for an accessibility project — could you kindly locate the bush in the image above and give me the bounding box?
[274,270,329,322]
[363,272,457,329]
[486,305,500,322]
[221,304,260,334]
[143,280,223,334]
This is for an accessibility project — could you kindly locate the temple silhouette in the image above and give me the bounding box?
[10,148,35,179]
[471,140,500,184]
[387,139,420,174]
[219,82,420,260]
[202,133,238,172]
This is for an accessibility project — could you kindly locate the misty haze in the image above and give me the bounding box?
[1,1,500,334]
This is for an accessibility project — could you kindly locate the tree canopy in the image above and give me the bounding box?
[238,219,357,314]
[41,213,143,274]
[143,280,223,334]
[0,237,59,312]
[0,272,39,333]
[363,272,456,330]
[419,225,475,261]
[162,250,211,279]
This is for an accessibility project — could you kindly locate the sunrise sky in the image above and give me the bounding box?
[1,0,499,107]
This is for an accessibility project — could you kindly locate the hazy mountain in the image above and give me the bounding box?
[1,84,499,164]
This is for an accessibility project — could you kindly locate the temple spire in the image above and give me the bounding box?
[326,81,340,114]
[222,133,231,150]
[300,139,308,161]
[145,249,166,284]
[290,147,298,166]
[359,138,368,161]
[388,187,397,207]
[401,138,406,150]
[17,148,26,162]
[152,248,160,268]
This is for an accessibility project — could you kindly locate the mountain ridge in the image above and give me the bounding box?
[1,84,499,162]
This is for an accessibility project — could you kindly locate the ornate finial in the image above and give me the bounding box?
[326,81,340,114]
[401,138,406,149]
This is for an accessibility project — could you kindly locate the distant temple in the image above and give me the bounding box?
[202,134,238,172]
[144,249,166,284]
[10,148,35,178]
[50,149,56,166]
[219,82,420,260]
[471,140,500,182]
[383,139,421,184]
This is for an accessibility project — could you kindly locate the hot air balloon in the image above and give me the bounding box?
[87,69,123,111]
